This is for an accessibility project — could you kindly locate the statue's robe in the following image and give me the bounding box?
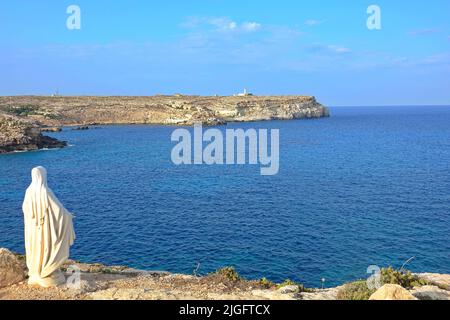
[22,167,75,287]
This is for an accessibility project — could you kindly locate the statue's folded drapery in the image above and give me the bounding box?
[22,166,75,286]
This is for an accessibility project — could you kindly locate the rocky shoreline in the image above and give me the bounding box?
[1,248,449,300]
[0,95,329,153]
[0,114,66,154]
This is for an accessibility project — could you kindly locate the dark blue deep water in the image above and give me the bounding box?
[1,106,449,287]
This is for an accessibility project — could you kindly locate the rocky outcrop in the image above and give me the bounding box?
[1,248,448,301]
[410,285,450,300]
[40,127,62,133]
[300,286,343,300]
[0,248,26,288]
[416,273,450,290]
[0,113,67,154]
[1,255,449,300]
[369,284,417,300]
[0,95,330,127]
[0,95,328,153]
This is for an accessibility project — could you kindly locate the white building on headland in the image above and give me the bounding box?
[235,88,253,97]
[51,89,60,97]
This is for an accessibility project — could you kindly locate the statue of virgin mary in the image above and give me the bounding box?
[22,166,76,287]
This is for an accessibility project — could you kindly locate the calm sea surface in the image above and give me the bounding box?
[1,106,449,287]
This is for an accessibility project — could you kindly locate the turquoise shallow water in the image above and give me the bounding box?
[0,106,449,287]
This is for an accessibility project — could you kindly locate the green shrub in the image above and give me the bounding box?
[277,279,311,293]
[14,253,26,261]
[44,113,62,120]
[4,105,39,117]
[337,280,376,300]
[258,277,275,289]
[381,267,428,289]
[337,267,428,300]
[277,279,297,288]
[214,267,242,282]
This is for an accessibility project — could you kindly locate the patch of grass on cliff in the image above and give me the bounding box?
[213,267,243,282]
[277,279,313,293]
[258,277,275,289]
[11,251,26,261]
[43,113,62,120]
[4,105,39,117]
[381,267,428,289]
[337,267,429,300]
[337,280,375,300]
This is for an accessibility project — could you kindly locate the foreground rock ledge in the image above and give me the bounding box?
[369,284,417,300]
[0,248,26,289]
[1,251,449,300]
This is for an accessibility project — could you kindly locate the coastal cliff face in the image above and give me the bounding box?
[0,95,329,126]
[0,95,329,153]
[0,113,66,154]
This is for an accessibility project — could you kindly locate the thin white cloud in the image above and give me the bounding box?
[304,19,325,27]
[307,43,352,55]
[242,22,262,32]
[182,17,262,33]
[208,17,238,31]
[408,28,441,36]
[421,53,450,65]
[328,45,351,54]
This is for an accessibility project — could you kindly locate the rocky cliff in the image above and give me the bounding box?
[0,95,329,127]
[0,113,66,154]
[0,95,329,153]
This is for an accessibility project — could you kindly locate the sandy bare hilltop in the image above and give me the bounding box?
[0,95,329,153]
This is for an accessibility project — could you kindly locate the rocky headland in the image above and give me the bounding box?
[0,95,329,153]
[0,113,66,154]
[1,248,449,301]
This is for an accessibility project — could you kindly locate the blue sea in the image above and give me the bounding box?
[1,106,449,287]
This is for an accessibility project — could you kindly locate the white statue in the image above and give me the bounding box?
[22,166,76,287]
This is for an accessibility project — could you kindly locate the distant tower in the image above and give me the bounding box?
[235,88,253,97]
[51,88,60,97]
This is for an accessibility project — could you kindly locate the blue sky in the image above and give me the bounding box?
[0,0,449,105]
